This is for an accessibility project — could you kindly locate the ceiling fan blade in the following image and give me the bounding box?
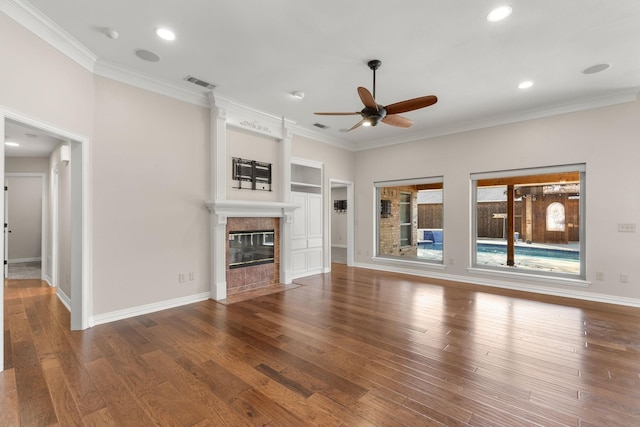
[349,118,366,131]
[385,95,438,115]
[382,114,413,128]
[357,87,378,110]
[314,111,360,115]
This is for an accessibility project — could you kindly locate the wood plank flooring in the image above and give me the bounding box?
[3,264,640,426]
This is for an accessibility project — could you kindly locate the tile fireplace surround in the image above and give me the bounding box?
[226,217,280,296]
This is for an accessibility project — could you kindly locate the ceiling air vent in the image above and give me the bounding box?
[313,122,329,129]
[184,75,216,89]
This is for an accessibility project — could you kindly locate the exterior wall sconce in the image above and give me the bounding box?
[380,199,391,217]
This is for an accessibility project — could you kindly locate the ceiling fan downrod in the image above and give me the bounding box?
[368,59,381,99]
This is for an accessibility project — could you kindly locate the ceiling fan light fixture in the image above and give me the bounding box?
[487,6,512,22]
[314,59,437,131]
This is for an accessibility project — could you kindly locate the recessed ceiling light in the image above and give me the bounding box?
[155,27,176,41]
[518,80,534,89]
[292,91,305,100]
[487,6,512,22]
[135,49,161,62]
[583,63,610,74]
[5,141,20,147]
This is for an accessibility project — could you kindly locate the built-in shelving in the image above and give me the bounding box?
[290,158,324,277]
[291,161,322,194]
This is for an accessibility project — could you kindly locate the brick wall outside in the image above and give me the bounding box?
[379,186,417,257]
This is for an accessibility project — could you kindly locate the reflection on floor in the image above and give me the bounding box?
[219,283,302,305]
[7,261,41,279]
[331,246,347,264]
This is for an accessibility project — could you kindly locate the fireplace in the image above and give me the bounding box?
[228,229,275,269]
[225,217,281,296]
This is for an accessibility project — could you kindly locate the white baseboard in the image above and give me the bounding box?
[354,261,640,308]
[57,288,71,311]
[43,274,54,287]
[8,257,41,263]
[90,292,212,327]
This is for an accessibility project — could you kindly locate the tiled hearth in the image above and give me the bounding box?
[226,217,280,296]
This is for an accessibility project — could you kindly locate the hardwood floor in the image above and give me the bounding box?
[3,265,640,426]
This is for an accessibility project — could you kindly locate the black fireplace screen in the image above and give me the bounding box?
[228,230,275,269]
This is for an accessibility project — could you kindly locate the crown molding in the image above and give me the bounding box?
[289,123,357,152]
[354,88,640,152]
[94,59,210,107]
[1,0,96,72]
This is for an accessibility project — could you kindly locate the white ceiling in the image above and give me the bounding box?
[7,1,640,151]
[4,120,62,158]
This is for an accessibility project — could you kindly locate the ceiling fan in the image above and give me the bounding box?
[315,59,438,131]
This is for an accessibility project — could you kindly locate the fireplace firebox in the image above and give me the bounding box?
[228,229,275,269]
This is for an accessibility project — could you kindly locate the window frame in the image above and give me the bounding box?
[471,163,586,281]
[374,176,444,266]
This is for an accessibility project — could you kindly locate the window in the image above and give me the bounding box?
[471,164,585,279]
[546,202,565,231]
[399,193,412,247]
[375,177,444,263]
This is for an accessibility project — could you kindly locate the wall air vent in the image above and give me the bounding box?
[184,75,216,89]
[313,123,329,129]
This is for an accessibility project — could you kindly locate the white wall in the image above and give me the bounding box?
[226,127,281,202]
[0,12,94,137]
[331,186,348,247]
[49,144,72,297]
[91,77,210,316]
[355,98,640,303]
[5,157,49,174]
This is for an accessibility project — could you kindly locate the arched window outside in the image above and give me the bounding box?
[546,202,565,231]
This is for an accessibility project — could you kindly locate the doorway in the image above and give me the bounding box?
[5,173,46,280]
[1,112,89,372]
[329,179,354,267]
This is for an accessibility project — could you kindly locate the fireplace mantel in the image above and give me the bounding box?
[205,200,298,218]
[207,93,300,301]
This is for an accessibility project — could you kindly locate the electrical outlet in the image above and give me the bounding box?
[620,274,629,283]
[178,273,185,283]
[595,272,604,281]
[189,272,195,281]
[449,258,455,265]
